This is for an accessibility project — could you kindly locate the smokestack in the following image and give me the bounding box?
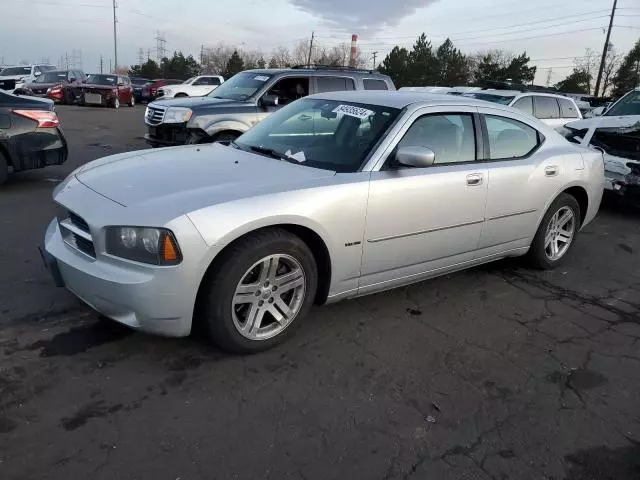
[349,34,358,68]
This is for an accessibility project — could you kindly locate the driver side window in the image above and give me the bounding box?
[395,113,477,166]
[266,77,309,106]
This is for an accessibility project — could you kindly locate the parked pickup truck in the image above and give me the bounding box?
[157,75,224,99]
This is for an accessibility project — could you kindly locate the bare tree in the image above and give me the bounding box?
[202,43,234,74]
[574,48,599,94]
[292,39,310,66]
[270,46,292,68]
[601,44,621,96]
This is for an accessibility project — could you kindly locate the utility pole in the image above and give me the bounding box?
[594,0,617,97]
[138,48,144,66]
[112,0,118,72]
[545,68,553,87]
[100,55,104,74]
[372,51,378,70]
[306,31,314,66]
[109,58,112,74]
[200,44,205,65]
[635,60,640,88]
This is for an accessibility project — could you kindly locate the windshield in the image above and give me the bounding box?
[183,77,196,84]
[34,71,68,83]
[469,93,516,105]
[208,72,272,100]
[0,66,31,76]
[131,77,149,86]
[604,90,640,116]
[235,98,401,173]
[86,74,117,86]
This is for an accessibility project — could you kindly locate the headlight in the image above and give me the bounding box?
[105,226,182,265]
[163,88,173,95]
[164,107,192,123]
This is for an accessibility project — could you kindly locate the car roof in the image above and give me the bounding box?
[473,89,576,101]
[308,90,508,109]
[243,68,391,78]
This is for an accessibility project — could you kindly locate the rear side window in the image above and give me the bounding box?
[485,115,540,160]
[316,76,355,93]
[363,79,388,90]
[558,98,580,118]
[512,96,533,115]
[534,96,560,119]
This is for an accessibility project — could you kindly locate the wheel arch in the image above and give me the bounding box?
[534,182,590,234]
[195,223,333,316]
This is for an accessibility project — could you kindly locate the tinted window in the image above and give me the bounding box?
[534,96,560,119]
[316,76,355,93]
[266,77,309,106]
[512,96,533,115]
[605,90,640,116]
[486,115,539,160]
[470,93,516,105]
[1,66,32,76]
[193,77,209,85]
[363,79,388,90]
[398,114,476,165]
[558,98,579,118]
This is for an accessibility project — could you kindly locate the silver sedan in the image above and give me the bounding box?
[42,91,604,352]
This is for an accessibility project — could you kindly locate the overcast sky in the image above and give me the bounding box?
[1,0,639,85]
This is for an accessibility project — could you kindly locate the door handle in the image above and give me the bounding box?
[299,114,312,121]
[545,166,559,177]
[466,173,483,186]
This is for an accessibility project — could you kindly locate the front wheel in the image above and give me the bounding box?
[527,193,580,269]
[0,152,8,185]
[197,228,318,353]
[128,95,135,107]
[112,97,120,109]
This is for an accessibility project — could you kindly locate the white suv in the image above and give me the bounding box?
[0,64,57,92]
[467,90,582,130]
[157,75,224,99]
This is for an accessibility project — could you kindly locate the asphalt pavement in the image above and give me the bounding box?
[0,105,639,480]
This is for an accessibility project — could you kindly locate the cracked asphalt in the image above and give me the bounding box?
[1,105,639,480]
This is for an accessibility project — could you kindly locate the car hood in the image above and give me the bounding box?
[26,82,63,90]
[0,74,28,81]
[74,143,336,216]
[82,84,116,90]
[566,115,640,130]
[149,96,248,110]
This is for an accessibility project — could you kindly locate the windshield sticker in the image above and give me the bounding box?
[254,75,270,82]
[332,104,374,119]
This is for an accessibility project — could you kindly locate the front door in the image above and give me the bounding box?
[256,76,310,124]
[360,108,487,294]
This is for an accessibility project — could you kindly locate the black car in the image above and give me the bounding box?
[131,77,150,103]
[0,91,68,184]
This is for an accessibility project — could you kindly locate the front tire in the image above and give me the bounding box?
[527,193,580,269]
[128,95,135,107]
[112,97,120,109]
[197,228,318,353]
[175,93,188,98]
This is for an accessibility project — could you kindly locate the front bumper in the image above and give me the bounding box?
[44,219,192,337]
[144,123,189,146]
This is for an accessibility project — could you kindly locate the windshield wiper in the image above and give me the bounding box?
[247,145,300,164]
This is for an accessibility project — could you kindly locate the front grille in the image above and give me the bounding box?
[32,88,48,95]
[145,105,166,125]
[68,211,90,232]
[156,90,165,98]
[58,210,96,259]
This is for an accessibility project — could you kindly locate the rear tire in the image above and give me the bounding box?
[197,228,318,353]
[526,193,581,269]
[0,151,8,185]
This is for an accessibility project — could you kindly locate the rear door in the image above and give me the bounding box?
[477,107,565,252]
[312,76,356,94]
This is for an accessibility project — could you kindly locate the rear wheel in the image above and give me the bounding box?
[527,193,580,269]
[0,151,8,185]
[197,228,317,353]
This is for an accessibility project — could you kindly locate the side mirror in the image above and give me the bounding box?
[395,146,436,168]
[69,78,76,83]
[261,94,279,107]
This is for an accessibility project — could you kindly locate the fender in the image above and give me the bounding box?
[204,119,251,138]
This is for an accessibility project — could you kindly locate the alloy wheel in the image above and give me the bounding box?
[544,206,576,261]
[232,254,306,340]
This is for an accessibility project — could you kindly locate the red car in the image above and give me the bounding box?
[23,69,86,104]
[141,79,182,103]
[80,74,135,109]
